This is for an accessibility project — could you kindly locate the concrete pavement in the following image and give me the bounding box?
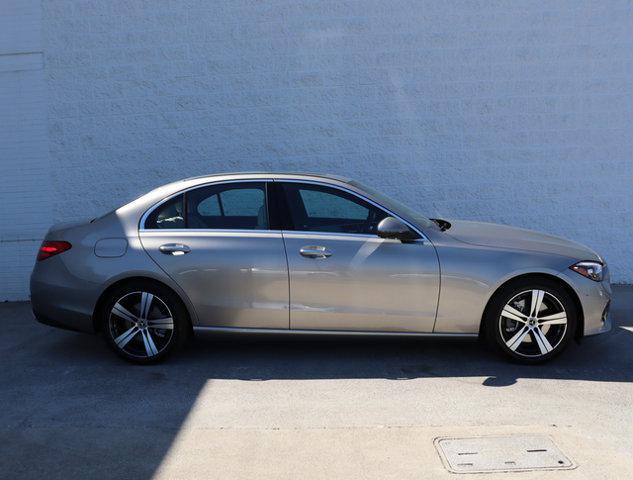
[1,286,633,479]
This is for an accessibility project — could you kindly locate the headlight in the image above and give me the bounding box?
[570,261,604,282]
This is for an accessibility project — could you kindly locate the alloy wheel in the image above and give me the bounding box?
[499,289,568,358]
[108,291,175,359]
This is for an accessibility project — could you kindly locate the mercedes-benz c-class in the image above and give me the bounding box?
[31,173,611,364]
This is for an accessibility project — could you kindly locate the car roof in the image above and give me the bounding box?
[181,171,353,184]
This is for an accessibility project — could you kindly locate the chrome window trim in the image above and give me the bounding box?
[138,176,429,242]
[140,229,283,238]
[139,178,273,231]
[139,230,419,244]
[283,231,378,239]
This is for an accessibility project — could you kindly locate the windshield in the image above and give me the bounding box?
[348,180,438,231]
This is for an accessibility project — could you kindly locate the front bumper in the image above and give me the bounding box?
[557,269,612,337]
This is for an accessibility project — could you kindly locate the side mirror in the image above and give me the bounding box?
[376,217,419,242]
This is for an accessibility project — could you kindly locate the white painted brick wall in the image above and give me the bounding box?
[2,0,633,300]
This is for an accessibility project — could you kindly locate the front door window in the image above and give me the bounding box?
[280,182,388,234]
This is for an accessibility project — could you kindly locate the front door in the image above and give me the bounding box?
[276,181,440,332]
[139,181,289,329]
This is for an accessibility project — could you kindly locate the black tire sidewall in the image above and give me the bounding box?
[485,278,577,364]
[100,281,189,364]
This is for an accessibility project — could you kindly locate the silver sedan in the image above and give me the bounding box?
[30,173,612,364]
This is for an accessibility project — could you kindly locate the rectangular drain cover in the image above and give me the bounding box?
[435,435,575,474]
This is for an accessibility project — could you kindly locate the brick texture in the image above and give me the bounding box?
[2,0,633,300]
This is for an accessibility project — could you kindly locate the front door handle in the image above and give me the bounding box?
[299,245,332,258]
[159,243,191,255]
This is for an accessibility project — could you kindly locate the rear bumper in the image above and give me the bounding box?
[32,307,92,333]
[30,260,97,334]
[30,290,96,333]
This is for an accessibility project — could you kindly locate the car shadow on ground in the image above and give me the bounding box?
[2,289,632,480]
[183,323,632,387]
[42,299,633,387]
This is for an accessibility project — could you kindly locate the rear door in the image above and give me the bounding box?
[275,181,440,332]
[139,180,289,329]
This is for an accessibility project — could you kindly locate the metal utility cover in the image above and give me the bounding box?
[435,435,575,474]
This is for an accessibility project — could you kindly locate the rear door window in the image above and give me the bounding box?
[186,182,269,230]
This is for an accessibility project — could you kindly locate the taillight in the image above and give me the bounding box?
[37,241,72,261]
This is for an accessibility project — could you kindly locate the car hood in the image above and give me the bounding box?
[443,220,601,262]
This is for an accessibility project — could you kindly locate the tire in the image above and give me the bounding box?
[99,280,190,364]
[484,278,577,364]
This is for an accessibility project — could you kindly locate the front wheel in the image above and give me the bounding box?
[484,278,577,364]
[100,281,190,364]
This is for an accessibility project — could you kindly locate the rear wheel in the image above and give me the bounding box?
[484,278,577,364]
[100,281,189,364]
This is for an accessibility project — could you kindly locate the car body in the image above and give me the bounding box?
[31,172,612,363]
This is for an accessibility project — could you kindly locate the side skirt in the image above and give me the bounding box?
[192,326,478,338]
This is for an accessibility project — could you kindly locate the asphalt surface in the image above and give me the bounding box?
[2,286,633,479]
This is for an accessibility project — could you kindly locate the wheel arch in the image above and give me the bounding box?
[92,275,195,333]
[479,272,584,341]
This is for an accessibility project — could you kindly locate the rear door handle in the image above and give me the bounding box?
[159,243,191,255]
[299,246,332,258]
